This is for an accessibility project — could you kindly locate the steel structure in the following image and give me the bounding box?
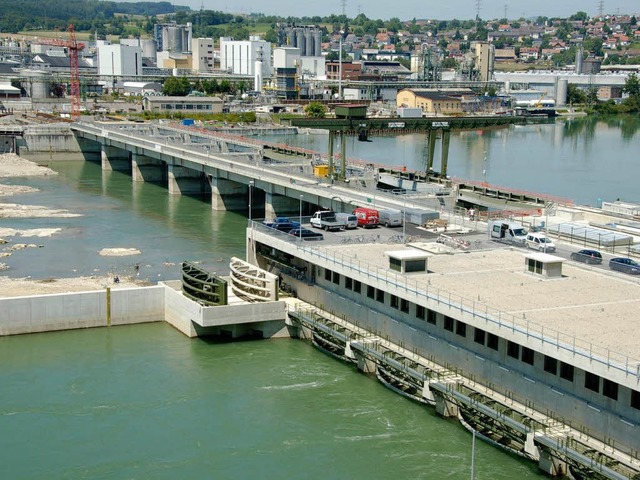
[36,25,85,119]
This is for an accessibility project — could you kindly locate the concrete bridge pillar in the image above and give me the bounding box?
[435,393,459,418]
[101,144,130,172]
[354,350,376,374]
[440,130,451,176]
[132,153,165,183]
[426,130,436,172]
[209,174,246,211]
[538,449,567,477]
[264,190,299,220]
[168,164,207,195]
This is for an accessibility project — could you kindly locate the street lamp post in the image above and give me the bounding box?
[402,193,407,243]
[249,180,254,223]
[299,195,303,240]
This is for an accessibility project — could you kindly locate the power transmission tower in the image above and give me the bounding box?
[597,0,604,17]
[341,0,347,16]
[475,0,482,20]
[504,4,507,20]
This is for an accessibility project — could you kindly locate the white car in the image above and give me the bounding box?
[525,233,556,252]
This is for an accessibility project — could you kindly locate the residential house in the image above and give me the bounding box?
[519,47,539,61]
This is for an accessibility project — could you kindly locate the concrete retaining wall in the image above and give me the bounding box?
[0,286,164,336]
[163,281,201,338]
[0,282,289,340]
[19,124,99,161]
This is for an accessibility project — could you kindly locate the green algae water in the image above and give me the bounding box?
[0,323,544,479]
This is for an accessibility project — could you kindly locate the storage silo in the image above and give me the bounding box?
[556,79,568,106]
[254,60,263,92]
[305,30,313,57]
[142,39,157,59]
[296,30,306,55]
[167,27,182,53]
[313,30,322,57]
[575,46,583,74]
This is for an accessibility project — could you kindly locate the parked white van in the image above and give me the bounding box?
[525,233,556,252]
[488,220,527,245]
[378,209,403,227]
[336,213,358,230]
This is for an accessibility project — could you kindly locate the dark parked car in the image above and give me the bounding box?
[288,228,324,240]
[609,257,640,275]
[262,217,300,233]
[570,249,603,265]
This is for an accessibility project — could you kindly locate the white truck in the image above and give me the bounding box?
[488,220,528,246]
[310,211,346,231]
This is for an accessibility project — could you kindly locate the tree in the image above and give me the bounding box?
[623,73,640,98]
[569,11,588,22]
[264,28,277,44]
[585,86,599,106]
[583,37,604,57]
[567,84,586,104]
[162,77,191,97]
[304,102,327,118]
[441,57,458,69]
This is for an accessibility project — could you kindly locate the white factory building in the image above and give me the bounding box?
[97,42,143,77]
[219,36,272,78]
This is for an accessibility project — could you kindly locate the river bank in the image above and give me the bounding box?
[0,153,147,296]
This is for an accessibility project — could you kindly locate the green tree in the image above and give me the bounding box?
[623,72,640,98]
[264,28,277,43]
[304,102,327,118]
[441,57,459,68]
[585,86,599,106]
[162,77,191,96]
[569,11,588,21]
[583,37,604,57]
[567,84,586,104]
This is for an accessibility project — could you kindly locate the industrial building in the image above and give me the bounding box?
[396,88,463,115]
[276,24,323,57]
[97,43,143,77]
[142,96,223,113]
[154,22,192,54]
[474,42,495,82]
[219,36,272,79]
[192,38,215,73]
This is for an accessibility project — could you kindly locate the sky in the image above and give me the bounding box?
[114,0,640,21]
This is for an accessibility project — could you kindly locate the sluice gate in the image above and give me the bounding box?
[287,305,640,480]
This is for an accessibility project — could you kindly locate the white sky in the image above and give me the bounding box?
[114,0,639,21]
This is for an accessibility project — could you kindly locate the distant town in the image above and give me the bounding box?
[0,1,638,118]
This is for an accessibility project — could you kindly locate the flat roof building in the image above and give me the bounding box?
[142,96,223,113]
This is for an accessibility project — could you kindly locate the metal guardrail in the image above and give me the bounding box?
[292,241,640,383]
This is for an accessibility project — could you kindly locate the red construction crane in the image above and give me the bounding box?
[36,25,85,119]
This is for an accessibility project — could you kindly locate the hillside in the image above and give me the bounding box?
[0,0,187,33]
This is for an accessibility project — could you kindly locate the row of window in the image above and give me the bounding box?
[324,267,640,411]
[158,104,214,110]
